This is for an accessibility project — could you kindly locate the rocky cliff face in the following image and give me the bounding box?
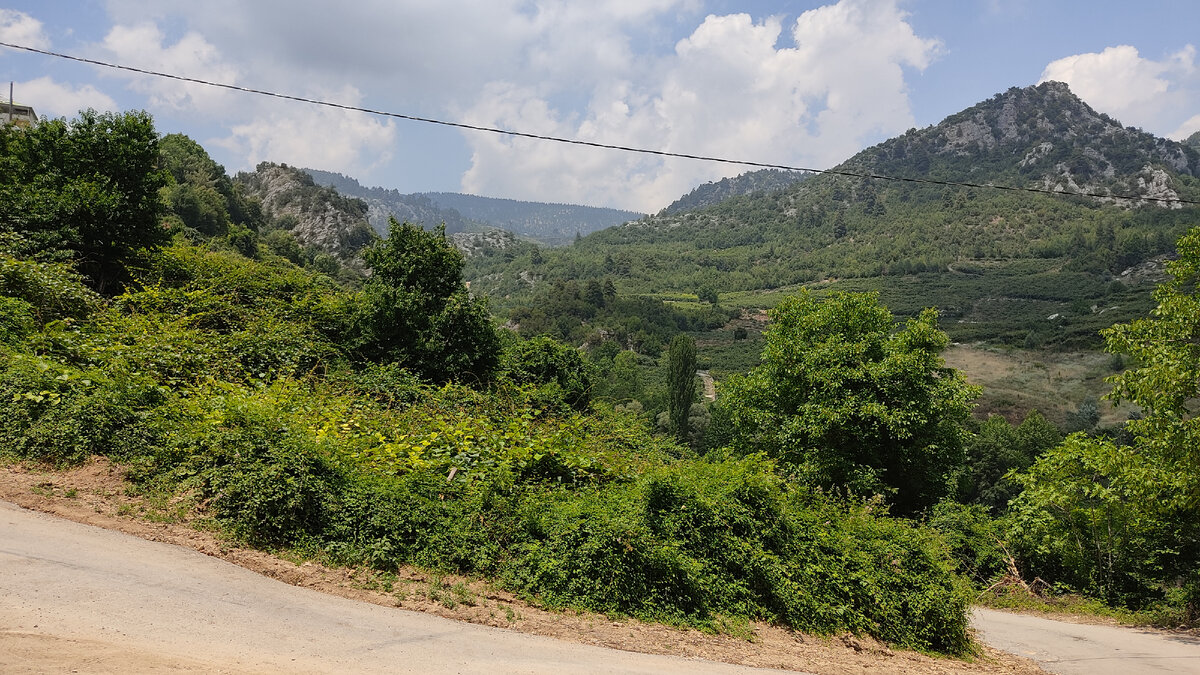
[236,163,377,260]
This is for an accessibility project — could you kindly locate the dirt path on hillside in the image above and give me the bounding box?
[698,370,717,401]
[0,459,1044,674]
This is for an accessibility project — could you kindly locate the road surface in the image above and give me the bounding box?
[7,497,1196,674]
[0,500,795,674]
[972,606,1200,674]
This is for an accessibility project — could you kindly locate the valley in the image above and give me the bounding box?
[3,78,1199,669]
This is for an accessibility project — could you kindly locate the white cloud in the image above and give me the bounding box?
[82,1,938,210]
[8,76,118,118]
[98,22,241,114]
[461,0,940,211]
[213,86,396,178]
[1173,113,1200,140]
[0,9,49,49]
[1040,44,1199,137]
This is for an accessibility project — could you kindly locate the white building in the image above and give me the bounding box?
[1,101,38,128]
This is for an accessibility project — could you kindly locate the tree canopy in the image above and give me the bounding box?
[353,219,500,384]
[723,291,978,514]
[0,109,167,292]
[1008,226,1200,609]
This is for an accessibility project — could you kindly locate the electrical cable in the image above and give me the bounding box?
[2,39,1198,206]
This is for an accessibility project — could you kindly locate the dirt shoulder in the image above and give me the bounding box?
[0,458,1044,675]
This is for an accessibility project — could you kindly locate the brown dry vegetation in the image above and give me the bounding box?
[943,344,1136,427]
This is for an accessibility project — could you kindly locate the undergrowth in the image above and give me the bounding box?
[0,239,975,655]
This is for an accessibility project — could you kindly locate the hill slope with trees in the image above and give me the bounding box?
[0,108,993,656]
[466,82,1200,350]
[304,168,642,247]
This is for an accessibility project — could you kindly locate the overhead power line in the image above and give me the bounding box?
[3,39,1198,207]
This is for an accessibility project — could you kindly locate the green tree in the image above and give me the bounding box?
[666,334,697,443]
[1009,226,1200,612]
[159,133,264,237]
[0,109,167,292]
[723,291,977,514]
[500,336,595,410]
[353,219,500,384]
[1105,225,1200,477]
[603,350,643,403]
[958,410,1060,514]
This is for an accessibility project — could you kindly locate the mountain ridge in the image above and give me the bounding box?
[303,169,642,247]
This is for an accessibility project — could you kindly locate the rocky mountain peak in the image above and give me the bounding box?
[849,81,1198,207]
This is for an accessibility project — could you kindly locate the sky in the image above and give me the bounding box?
[1,1,1198,213]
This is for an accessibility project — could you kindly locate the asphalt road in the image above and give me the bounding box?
[0,500,793,674]
[972,607,1200,674]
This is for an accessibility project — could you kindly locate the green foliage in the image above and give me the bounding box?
[0,129,983,652]
[0,245,101,322]
[504,456,970,653]
[158,133,263,237]
[958,411,1060,514]
[723,291,978,514]
[925,501,1006,587]
[499,336,595,411]
[1105,226,1200,473]
[1006,434,1189,607]
[353,219,500,384]
[666,334,697,443]
[0,296,35,345]
[0,109,168,292]
[0,352,164,465]
[1006,226,1200,617]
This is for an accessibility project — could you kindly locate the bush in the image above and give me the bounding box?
[499,336,595,411]
[504,456,971,653]
[0,354,164,464]
[926,501,1007,587]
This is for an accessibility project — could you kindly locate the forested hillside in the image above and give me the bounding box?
[466,82,1200,349]
[0,109,985,655]
[660,168,811,215]
[304,168,643,247]
[424,192,643,246]
[303,168,482,236]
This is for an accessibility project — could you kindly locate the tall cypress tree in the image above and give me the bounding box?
[666,334,697,443]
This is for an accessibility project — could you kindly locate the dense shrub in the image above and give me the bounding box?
[499,335,596,411]
[0,233,975,654]
[926,501,1007,587]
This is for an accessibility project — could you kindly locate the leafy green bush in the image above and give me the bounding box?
[0,252,101,321]
[0,353,164,464]
[0,296,35,344]
[499,336,595,411]
[505,456,971,653]
[926,501,1007,586]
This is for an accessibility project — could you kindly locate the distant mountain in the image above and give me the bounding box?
[466,82,1200,349]
[236,163,376,263]
[303,169,481,236]
[660,169,811,215]
[303,169,643,247]
[422,193,643,247]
